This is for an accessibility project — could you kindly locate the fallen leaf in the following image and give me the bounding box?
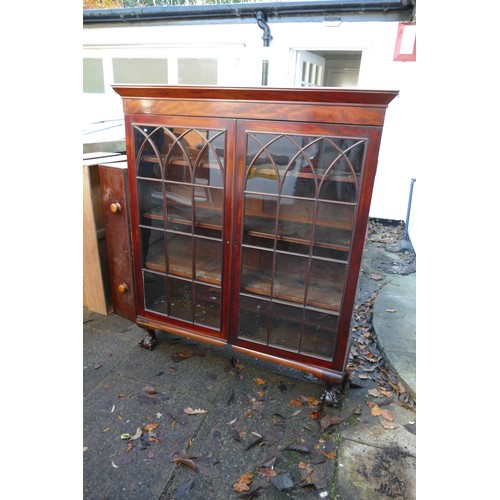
[368,388,382,397]
[380,417,398,430]
[301,396,320,407]
[257,466,277,481]
[184,407,208,415]
[144,422,160,432]
[144,386,157,395]
[367,402,382,417]
[171,350,193,362]
[353,404,363,415]
[234,472,253,493]
[254,378,266,385]
[288,398,302,407]
[324,451,337,460]
[320,415,343,431]
[290,409,302,417]
[386,308,397,313]
[379,387,394,397]
[310,411,321,420]
[380,408,393,421]
[125,442,134,453]
[173,455,199,472]
[130,428,143,440]
[120,433,131,440]
[245,435,263,451]
[370,273,383,280]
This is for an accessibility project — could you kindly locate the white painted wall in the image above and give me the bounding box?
[83,18,417,250]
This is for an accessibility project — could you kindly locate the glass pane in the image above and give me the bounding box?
[194,187,223,233]
[194,284,221,329]
[274,253,308,304]
[83,58,104,93]
[314,201,353,249]
[134,126,167,179]
[268,302,301,352]
[137,179,163,227]
[165,183,192,231]
[166,233,192,280]
[277,198,314,251]
[168,278,193,322]
[238,296,269,344]
[143,271,167,315]
[245,163,279,194]
[307,259,347,311]
[141,227,164,272]
[301,310,338,360]
[113,58,168,84]
[243,194,278,239]
[312,245,349,262]
[195,238,222,285]
[241,247,273,296]
[178,58,217,85]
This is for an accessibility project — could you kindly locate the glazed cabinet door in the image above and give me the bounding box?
[231,120,376,371]
[127,115,235,340]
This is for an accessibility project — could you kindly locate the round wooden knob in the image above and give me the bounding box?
[118,283,128,294]
[110,202,121,213]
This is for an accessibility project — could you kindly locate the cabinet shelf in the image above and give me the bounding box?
[241,268,342,312]
[144,239,222,286]
[250,165,358,184]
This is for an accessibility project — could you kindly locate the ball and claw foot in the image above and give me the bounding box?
[319,384,341,407]
[139,330,157,350]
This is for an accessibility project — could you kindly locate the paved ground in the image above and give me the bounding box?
[83,220,416,499]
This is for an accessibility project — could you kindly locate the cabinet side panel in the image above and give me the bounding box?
[99,164,136,322]
[332,127,383,370]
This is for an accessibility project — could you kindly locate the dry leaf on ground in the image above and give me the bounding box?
[184,407,208,415]
[234,472,253,493]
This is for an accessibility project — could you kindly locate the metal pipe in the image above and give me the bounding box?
[404,178,416,240]
[83,1,415,24]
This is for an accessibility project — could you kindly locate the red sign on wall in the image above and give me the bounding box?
[393,22,416,62]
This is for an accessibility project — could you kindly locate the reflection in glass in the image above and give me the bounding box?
[194,284,221,329]
[301,310,338,360]
[141,227,164,271]
[143,271,167,315]
[168,277,193,322]
[238,296,269,344]
[307,259,346,310]
[268,302,302,352]
[241,247,273,296]
[195,238,222,285]
[166,233,192,279]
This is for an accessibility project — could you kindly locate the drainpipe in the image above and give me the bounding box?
[256,11,272,86]
[403,178,416,241]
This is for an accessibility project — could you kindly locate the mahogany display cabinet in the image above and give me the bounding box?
[113,85,398,389]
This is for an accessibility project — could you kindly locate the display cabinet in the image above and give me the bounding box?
[113,85,397,388]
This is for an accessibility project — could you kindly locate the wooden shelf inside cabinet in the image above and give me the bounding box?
[241,267,343,312]
[251,165,358,184]
[145,239,222,286]
[141,155,221,171]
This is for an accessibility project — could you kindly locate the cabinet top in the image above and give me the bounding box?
[112,85,398,107]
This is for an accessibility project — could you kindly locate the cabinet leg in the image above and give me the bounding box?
[139,329,158,350]
[319,383,341,408]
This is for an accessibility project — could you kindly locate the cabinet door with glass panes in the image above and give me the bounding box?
[127,115,235,340]
[231,120,371,372]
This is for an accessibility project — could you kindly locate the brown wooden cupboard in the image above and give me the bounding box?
[113,85,397,387]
